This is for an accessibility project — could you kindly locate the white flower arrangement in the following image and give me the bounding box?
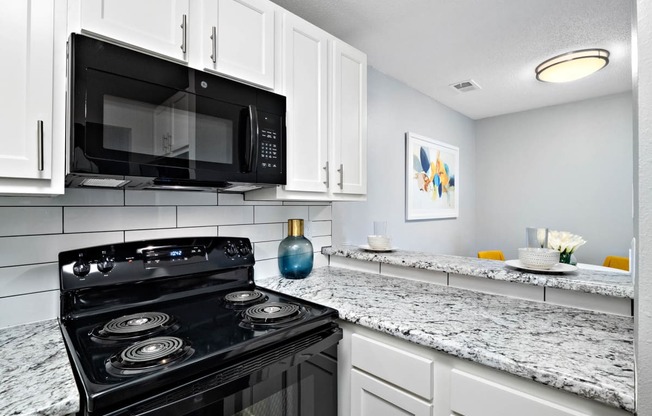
[547,230,586,254]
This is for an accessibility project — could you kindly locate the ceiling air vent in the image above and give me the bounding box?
[450,79,481,93]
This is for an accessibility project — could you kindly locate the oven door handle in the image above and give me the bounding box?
[245,104,259,173]
[111,325,342,416]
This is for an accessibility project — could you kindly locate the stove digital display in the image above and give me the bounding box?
[143,245,207,268]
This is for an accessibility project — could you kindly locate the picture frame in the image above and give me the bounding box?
[405,132,459,220]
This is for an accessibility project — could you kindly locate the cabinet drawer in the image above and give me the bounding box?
[450,369,588,416]
[351,369,432,416]
[352,333,433,400]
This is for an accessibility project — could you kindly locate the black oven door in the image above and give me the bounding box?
[105,325,341,416]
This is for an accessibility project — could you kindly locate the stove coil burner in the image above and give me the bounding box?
[92,312,178,342]
[224,290,267,307]
[107,336,193,376]
[241,302,304,328]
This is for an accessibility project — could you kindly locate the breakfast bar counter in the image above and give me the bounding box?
[322,246,633,299]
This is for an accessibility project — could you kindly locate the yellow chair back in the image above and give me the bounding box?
[478,250,505,261]
[602,256,629,271]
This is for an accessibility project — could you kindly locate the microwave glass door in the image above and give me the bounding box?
[80,69,247,178]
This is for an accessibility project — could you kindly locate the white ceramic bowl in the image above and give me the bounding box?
[518,248,559,269]
[367,235,391,249]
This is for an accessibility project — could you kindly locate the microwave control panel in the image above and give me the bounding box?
[259,128,279,169]
[257,110,284,174]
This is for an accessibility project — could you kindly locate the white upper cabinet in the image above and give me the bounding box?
[0,0,65,195]
[203,0,275,89]
[80,0,190,62]
[246,11,367,201]
[330,41,367,195]
[281,13,330,193]
[0,1,54,180]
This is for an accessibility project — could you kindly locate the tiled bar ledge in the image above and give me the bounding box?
[322,246,634,316]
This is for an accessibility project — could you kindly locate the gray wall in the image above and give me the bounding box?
[332,67,476,255]
[475,92,634,265]
[635,0,651,413]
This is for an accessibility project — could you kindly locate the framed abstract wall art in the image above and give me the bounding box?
[405,132,459,220]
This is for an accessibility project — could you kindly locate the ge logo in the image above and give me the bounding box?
[201,81,208,88]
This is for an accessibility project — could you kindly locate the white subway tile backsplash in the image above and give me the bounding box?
[0,188,333,327]
[309,205,332,221]
[311,221,331,237]
[0,291,59,328]
[282,201,331,206]
[65,207,176,233]
[126,190,217,206]
[255,206,309,224]
[545,287,631,316]
[0,232,123,267]
[448,273,544,302]
[0,207,62,236]
[125,226,218,242]
[177,206,254,227]
[219,223,283,242]
[254,241,282,261]
[311,236,332,252]
[0,188,124,206]
[0,263,59,296]
[253,258,281,280]
[219,193,282,206]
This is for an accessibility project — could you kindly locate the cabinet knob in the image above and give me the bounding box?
[180,14,187,54]
[337,164,343,189]
[323,162,329,188]
[210,26,217,63]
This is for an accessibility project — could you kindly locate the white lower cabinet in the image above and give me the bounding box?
[351,370,432,416]
[450,370,588,416]
[339,321,631,416]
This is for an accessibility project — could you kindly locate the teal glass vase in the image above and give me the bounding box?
[278,219,313,279]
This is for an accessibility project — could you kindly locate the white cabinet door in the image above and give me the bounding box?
[81,0,189,61]
[330,40,367,195]
[351,370,432,416]
[0,0,54,180]
[450,369,590,416]
[203,0,275,89]
[281,13,329,193]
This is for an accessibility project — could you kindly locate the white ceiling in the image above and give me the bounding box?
[269,0,633,120]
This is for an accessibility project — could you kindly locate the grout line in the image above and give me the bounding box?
[0,288,59,300]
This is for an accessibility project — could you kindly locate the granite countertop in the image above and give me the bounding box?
[257,266,635,413]
[323,246,634,298]
[0,319,79,416]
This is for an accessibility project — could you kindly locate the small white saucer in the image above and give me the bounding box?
[359,245,396,252]
[505,259,578,273]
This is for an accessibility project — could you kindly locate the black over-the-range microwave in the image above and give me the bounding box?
[66,34,286,192]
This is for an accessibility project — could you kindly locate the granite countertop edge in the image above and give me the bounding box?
[257,267,635,413]
[0,319,80,416]
[322,246,634,299]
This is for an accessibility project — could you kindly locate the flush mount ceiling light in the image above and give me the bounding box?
[535,49,609,83]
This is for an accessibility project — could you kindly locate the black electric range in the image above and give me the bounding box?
[59,237,341,416]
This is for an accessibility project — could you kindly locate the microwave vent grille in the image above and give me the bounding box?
[81,178,131,188]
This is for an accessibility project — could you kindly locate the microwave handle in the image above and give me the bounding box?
[245,105,259,173]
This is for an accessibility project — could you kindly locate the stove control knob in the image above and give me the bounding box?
[97,256,115,274]
[73,254,91,277]
[225,243,238,257]
[238,245,251,256]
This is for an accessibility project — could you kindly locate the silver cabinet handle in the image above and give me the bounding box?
[180,14,187,54]
[210,26,217,63]
[337,164,343,189]
[323,161,329,188]
[37,120,44,171]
